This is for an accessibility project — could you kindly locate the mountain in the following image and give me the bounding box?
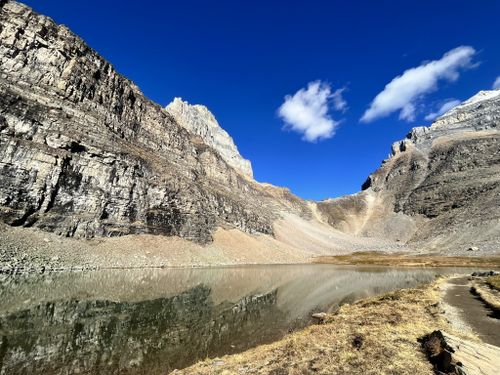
[317,90,500,254]
[0,0,499,268]
[0,0,299,245]
[165,97,253,178]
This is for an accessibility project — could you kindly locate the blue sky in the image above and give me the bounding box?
[23,0,500,200]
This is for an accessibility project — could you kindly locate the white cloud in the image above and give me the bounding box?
[493,76,500,90]
[424,99,461,121]
[278,81,345,142]
[331,87,348,112]
[361,46,477,123]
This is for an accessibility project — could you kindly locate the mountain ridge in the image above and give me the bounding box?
[165,97,253,178]
[0,0,499,269]
[318,88,500,253]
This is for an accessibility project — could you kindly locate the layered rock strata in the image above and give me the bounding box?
[0,1,307,243]
[318,90,500,252]
[166,97,253,178]
[1,0,499,255]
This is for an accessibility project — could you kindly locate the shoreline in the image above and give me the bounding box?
[2,255,500,276]
[178,276,500,374]
[2,223,500,275]
[2,250,499,372]
[314,252,500,269]
[2,253,500,276]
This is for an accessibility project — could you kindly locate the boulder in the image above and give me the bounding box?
[311,312,327,323]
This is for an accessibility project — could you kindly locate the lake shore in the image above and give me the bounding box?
[1,265,466,373]
[0,220,500,274]
[2,222,500,275]
[314,251,500,269]
[178,277,500,374]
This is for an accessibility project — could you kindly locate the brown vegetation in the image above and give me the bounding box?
[471,281,500,314]
[177,281,454,374]
[486,275,500,291]
[313,251,500,269]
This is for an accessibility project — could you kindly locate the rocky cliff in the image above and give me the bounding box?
[166,97,253,178]
[0,0,499,261]
[0,1,309,245]
[317,90,500,253]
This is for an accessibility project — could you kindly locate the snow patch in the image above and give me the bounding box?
[430,89,500,125]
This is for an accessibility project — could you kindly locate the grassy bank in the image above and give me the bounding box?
[176,280,459,374]
[486,275,500,290]
[313,251,500,268]
[471,275,500,314]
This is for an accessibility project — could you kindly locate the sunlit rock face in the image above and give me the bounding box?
[317,89,500,253]
[0,1,275,243]
[166,97,253,178]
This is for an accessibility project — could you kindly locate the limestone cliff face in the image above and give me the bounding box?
[166,97,253,178]
[318,90,500,252]
[1,0,499,255]
[0,1,297,243]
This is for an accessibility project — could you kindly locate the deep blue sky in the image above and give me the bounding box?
[22,0,500,200]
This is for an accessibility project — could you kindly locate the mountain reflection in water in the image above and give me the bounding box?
[0,265,468,374]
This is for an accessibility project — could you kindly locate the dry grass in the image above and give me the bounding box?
[313,251,500,269]
[471,282,500,313]
[176,281,453,375]
[486,275,500,291]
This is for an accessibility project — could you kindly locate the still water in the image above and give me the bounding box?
[0,264,469,374]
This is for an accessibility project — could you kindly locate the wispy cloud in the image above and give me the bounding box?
[331,87,348,112]
[278,81,346,142]
[361,46,477,123]
[424,99,461,121]
[493,76,500,90]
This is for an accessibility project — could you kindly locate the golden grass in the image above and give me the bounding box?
[313,251,500,269]
[486,275,500,291]
[176,280,453,375]
[471,282,500,313]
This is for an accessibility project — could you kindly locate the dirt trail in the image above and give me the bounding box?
[443,277,500,347]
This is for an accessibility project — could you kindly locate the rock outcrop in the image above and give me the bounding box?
[318,89,500,253]
[166,97,253,178]
[0,1,308,244]
[420,330,500,375]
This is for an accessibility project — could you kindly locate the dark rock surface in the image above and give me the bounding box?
[420,330,465,374]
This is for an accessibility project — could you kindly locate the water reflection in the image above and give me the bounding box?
[0,265,469,374]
